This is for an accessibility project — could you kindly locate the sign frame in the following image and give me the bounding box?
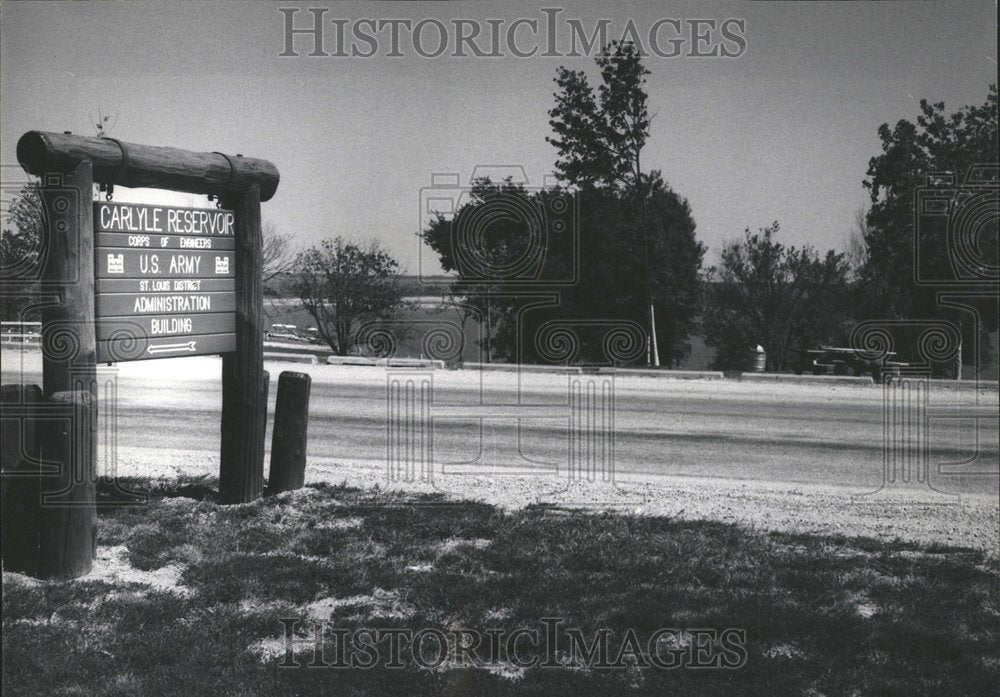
[17,129,279,515]
[93,201,239,363]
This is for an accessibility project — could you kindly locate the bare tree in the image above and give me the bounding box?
[843,205,870,278]
[293,237,407,355]
[261,221,297,287]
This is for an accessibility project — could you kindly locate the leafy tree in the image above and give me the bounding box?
[2,108,117,320]
[421,42,704,366]
[860,84,997,371]
[703,223,851,371]
[547,42,650,192]
[546,41,701,365]
[1,184,42,265]
[0,183,43,320]
[536,175,703,367]
[420,176,703,366]
[420,177,566,362]
[293,237,407,356]
[862,85,997,316]
[645,178,705,366]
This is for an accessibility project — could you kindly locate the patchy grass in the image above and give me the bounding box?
[3,476,998,696]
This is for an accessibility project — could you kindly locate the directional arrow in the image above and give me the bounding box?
[98,333,234,363]
[147,340,197,355]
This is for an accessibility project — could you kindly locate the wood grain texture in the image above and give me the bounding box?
[1,390,97,579]
[40,160,97,398]
[18,131,279,202]
[267,371,312,493]
[0,384,43,575]
[219,184,267,504]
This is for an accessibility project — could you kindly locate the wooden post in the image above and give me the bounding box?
[220,181,266,504]
[2,391,97,579]
[38,391,98,578]
[0,384,42,470]
[40,160,97,398]
[0,384,43,573]
[268,371,312,493]
[2,159,100,579]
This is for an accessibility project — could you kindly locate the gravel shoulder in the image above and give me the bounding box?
[106,446,999,553]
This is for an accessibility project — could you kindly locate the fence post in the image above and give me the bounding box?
[267,371,312,493]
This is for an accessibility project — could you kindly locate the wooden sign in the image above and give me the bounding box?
[16,130,280,524]
[94,202,237,362]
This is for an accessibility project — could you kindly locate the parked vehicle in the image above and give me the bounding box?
[796,346,909,383]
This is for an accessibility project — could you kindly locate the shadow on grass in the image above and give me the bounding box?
[3,477,998,697]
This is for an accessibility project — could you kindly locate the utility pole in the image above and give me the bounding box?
[956,336,962,381]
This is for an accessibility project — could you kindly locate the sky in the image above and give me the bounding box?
[1,0,997,274]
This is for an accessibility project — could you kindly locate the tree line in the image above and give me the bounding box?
[2,58,996,374]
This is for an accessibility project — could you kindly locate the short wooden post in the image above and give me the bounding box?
[2,391,97,579]
[219,183,266,504]
[268,371,312,493]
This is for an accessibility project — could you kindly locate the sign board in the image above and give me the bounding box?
[94,202,237,362]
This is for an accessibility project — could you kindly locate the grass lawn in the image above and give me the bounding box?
[2,477,998,696]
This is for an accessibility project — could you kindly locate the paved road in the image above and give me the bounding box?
[3,352,997,497]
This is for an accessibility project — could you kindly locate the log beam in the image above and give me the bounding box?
[17,131,279,202]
